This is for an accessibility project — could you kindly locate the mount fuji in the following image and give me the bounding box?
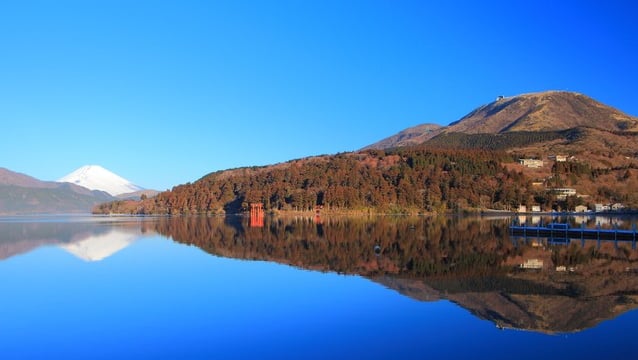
[57,165,143,197]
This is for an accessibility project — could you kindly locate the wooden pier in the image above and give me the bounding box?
[510,223,638,242]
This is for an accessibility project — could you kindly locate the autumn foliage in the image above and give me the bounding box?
[95,148,521,214]
[93,147,638,215]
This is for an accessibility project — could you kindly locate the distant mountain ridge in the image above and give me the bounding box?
[0,167,52,188]
[0,166,151,214]
[0,169,114,214]
[365,91,638,150]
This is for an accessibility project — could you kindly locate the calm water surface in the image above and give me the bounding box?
[1,215,637,359]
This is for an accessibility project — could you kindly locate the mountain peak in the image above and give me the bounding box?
[446,90,638,134]
[57,165,142,196]
[364,90,638,150]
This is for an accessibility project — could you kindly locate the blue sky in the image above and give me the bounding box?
[1,0,637,191]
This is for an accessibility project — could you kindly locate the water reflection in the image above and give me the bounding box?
[516,214,635,229]
[1,215,637,335]
[152,215,638,334]
[0,217,155,261]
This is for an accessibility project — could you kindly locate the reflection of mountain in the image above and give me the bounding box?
[0,219,155,261]
[59,229,140,261]
[153,215,638,334]
[373,273,638,334]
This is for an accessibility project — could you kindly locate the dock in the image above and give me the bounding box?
[510,223,638,242]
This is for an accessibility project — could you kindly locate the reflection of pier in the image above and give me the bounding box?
[250,203,264,227]
[510,222,638,249]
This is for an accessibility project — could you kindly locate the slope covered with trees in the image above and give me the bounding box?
[95,143,638,215]
[95,148,532,215]
[93,89,638,215]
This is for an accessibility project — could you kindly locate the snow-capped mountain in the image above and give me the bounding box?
[57,165,143,196]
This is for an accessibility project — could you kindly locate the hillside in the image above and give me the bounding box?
[116,189,161,200]
[366,91,638,154]
[94,144,638,215]
[0,168,114,214]
[447,91,638,133]
[93,148,528,215]
[0,167,53,188]
[0,184,113,215]
[363,123,443,150]
[94,91,638,215]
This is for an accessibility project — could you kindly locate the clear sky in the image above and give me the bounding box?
[1,0,637,191]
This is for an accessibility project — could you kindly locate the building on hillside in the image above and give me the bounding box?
[517,205,527,213]
[549,188,577,200]
[574,205,588,213]
[611,203,625,211]
[519,159,544,168]
[549,154,568,162]
[520,259,543,269]
[594,204,610,212]
[531,205,541,212]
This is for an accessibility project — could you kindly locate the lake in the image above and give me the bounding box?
[1,214,637,359]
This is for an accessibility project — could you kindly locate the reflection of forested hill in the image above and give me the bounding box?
[153,216,515,276]
[155,215,638,334]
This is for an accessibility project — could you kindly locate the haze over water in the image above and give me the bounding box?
[1,215,637,359]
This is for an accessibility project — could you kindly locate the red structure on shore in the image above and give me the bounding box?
[314,205,323,224]
[250,203,264,227]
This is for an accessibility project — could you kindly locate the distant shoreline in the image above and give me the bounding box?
[499,210,638,216]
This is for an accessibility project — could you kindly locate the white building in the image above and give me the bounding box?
[611,203,625,211]
[519,159,544,168]
[550,188,577,200]
[520,259,543,269]
[574,205,588,213]
[549,154,568,162]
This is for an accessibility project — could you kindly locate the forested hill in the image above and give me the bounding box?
[95,143,638,215]
[94,148,532,215]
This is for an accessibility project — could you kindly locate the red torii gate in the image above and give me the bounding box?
[250,203,264,227]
